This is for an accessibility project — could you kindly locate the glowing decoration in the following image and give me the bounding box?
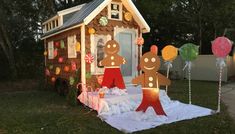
[45,69,50,76]
[99,92,105,98]
[49,65,53,70]
[162,45,178,62]
[71,61,77,71]
[212,37,232,58]
[58,57,64,63]
[44,51,48,56]
[137,37,144,46]
[69,76,75,86]
[76,42,81,52]
[99,16,108,26]
[124,12,132,21]
[96,75,104,85]
[54,49,58,58]
[88,28,96,34]
[211,37,233,113]
[64,66,70,72]
[150,45,158,54]
[54,42,60,48]
[85,53,94,64]
[55,67,61,75]
[51,77,56,82]
[180,43,199,104]
[86,72,92,79]
[179,43,199,61]
[60,40,65,49]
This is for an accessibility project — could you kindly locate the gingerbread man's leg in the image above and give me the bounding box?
[102,68,115,88]
[113,68,126,89]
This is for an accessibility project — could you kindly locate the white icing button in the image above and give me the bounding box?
[111,56,114,60]
[149,77,153,81]
[149,83,153,87]
[111,62,115,65]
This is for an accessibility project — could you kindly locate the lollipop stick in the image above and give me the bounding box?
[166,65,170,94]
[189,68,192,104]
[217,66,223,113]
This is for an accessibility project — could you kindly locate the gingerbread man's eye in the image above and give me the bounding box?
[113,44,117,48]
[151,58,156,62]
[107,45,111,48]
[144,58,149,62]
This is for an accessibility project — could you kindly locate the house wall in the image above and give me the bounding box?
[85,0,140,89]
[45,28,81,86]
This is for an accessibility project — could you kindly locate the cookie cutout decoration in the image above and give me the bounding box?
[99,40,126,89]
[99,16,108,26]
[132,45,171,116]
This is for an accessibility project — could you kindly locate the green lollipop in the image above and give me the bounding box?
[179,43,199,61]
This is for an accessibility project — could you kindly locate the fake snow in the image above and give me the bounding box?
[78,86,213,133]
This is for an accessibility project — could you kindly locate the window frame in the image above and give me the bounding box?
[108,2,123,21]
[67,35,77,58]
[48,41,54,59]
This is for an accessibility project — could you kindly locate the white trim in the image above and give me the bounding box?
[58,4,86,16]
[90,34,111,75]
[114,26,138,82]
[81,24,86,85]
[41,23,83,40]
[42,15,59,25]
[84,0,112,25]
[48,41,54,59]
[67,35,77,58]
[108,2,123,21]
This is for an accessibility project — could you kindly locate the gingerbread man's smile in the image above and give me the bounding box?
[107,50,118,54]
[144,66,155,70]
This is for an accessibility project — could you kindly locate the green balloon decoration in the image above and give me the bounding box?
[86,72,92,79]
[179,43,199,61]
[49,65,54,70]
[69,76,75,86]
[60,40,65,49]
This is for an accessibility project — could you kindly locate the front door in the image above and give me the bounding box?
[115,28,137,83]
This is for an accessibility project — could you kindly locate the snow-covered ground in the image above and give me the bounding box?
[78,86,213,133]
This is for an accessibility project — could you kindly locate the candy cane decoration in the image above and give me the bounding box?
[85,53,94,64]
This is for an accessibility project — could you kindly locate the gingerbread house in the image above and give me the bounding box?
[41,0,150,93]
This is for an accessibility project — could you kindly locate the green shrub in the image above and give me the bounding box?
[66,87,78,106]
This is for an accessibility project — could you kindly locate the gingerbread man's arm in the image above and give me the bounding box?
[157,73,171,86]
[99,57,109,66]
[132,74,144,85]
[116,55,127,65]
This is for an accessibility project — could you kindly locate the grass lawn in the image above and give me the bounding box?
[0,80,234,134]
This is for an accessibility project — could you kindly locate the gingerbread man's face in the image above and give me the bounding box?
[104,40,120,55]
[140,52,160,73]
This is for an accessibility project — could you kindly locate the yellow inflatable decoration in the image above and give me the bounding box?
[162,45,178,61]
[76,42,81,52]
[55,67,61,75]
[88,28,96,34]
[44,51,47,56]
[124,12,132,21]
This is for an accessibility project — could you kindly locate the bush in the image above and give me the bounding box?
[66,87,78,106]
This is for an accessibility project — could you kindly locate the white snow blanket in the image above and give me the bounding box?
[78,86,213,133]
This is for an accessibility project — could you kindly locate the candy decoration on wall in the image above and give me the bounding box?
[162,45,178,94]
[76,42,81,52]
[54,41,60,48]
[49,65,54,70]
[85,53,94,64]
[64,66,70,72]
[69,76,75,85]
[54,49,58,58]
[179,43,199,104]
[86,72,92,79]
[212,37,233,113]
[88,28,96,34]
[55,67,61,75]
[44,51,48,56]
[124,12,133,21]
[150,45,158,54]
[45,69,50,76]
[51,77,56,83]
[71,61,77,71]
[60,40,65,49]
[136,37,144,46]
[99,16,108,26]
[58,57,64,63]
[96,75,104,86]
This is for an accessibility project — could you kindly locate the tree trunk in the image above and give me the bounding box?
[0,24,17,79]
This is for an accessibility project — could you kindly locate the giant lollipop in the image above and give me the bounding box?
[162,45,178,94]
[179,43,199,104]
[212,37,232,113]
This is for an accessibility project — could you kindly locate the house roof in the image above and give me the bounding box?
[41,0,150,40]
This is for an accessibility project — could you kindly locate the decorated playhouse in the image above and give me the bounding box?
[41,0,233,133]
[41,0,150,93]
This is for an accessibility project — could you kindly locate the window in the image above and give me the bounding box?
[90,34,111,74]
[67,35,77,58]
[108,2,122,21]
[48,41,54,59]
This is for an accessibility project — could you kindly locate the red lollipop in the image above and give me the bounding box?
[150,45,158,54]
[212,37,232,58]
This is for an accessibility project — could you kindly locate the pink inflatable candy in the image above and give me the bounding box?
[212,37,232,58]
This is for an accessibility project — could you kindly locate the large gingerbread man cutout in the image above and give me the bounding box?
[132,46,171,115]
[100,40,126,89]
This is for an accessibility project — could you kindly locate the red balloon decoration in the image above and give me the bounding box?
[45,69,50,76]
[71,61,77,71]
[54,49,58,58]
[150,45,158,54]
[58,57,64,63]
[212,37,232,58]
[54,42,60,48]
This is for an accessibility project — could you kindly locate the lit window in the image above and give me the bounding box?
[108,2,122,21]
[67,35,77,58]
[48,41,54,59]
